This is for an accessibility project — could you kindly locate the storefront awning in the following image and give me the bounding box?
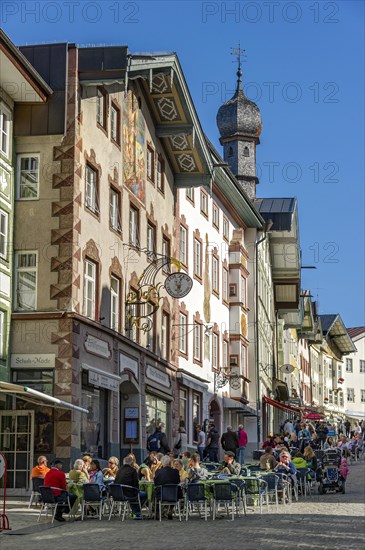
[263,394,300,413]
[223,397,257,416]
[344,409,365,419]
[0,381,89,413]
[177,370,209,392]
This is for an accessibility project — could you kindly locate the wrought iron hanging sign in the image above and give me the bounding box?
[125,248,193,333]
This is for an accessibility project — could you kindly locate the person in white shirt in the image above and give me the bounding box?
[196,425,206,461]
[284,419,294,435]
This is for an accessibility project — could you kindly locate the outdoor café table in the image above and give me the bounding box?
[138,480,155,503]
[198,476,248,499]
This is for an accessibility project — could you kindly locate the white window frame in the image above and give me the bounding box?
[360,360,365,373]
[97,88,105,127]
[14,251,37,311]
[147,222,156,256]
[361,389,365,403]
[85,164,99,213]
[84,259,97,320]
[212,256,219,293]
[161,312,169,360]
[147,146,154,181]
[223,340,228,370]
[16,154,40,200]
[111,104,119,143]
[223,268,228,302]
[179,225,187,265]
[156,157,164,192]
[186,187,194,202]
[346,358,353,373]
[0,105,10,158]
[0,209,8,259]
[0,310,5,359]
[212,333,219,370]
[179,313,187,354]
[223,217,229,240]
[347,388,354,402]
[146,302,155,351]
[212,203,219,229]
[110,275,120,331]
[193,322,202,362]
[109,188,121,233]
[241,344,247,378]
[200,190,208,216]
[241,275,246,306]
[194,238,202,278]
[162,237,171,274]
[129,205,139,246]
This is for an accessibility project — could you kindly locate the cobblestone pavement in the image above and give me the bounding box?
[1,461,364,550]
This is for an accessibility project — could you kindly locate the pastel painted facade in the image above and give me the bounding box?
[344,328,365,423]
[0,29,51,389]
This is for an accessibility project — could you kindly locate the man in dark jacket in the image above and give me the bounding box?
[206,424,220,462]
[221,426,239,454]
[154,455,182,519]
[115,456,146,518]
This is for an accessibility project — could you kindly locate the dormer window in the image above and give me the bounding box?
[243,146,249,157]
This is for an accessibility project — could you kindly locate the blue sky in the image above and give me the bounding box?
[1,0,364,327]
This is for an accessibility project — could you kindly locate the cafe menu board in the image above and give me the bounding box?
[123,407,139,444]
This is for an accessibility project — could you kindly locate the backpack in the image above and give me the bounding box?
[147,431,161,452]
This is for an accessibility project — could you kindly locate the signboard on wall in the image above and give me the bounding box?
[84,334,112,359]
[11,354,55,369]
[87,369,119,392]
[146,364,171,388]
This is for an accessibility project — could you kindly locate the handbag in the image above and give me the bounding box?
[175,437,182,450]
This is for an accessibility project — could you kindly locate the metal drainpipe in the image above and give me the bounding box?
[255,220,273,447]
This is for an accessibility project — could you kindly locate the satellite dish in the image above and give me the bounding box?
[280,364,295,374]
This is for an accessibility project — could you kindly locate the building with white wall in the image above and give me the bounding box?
[344,327,365,424]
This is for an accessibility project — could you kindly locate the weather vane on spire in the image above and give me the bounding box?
[231,42,246,80]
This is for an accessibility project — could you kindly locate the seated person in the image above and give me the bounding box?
[69,459,89,483]
[138,457,154,481]
[262,436,276,449]
[292,451,309,470]
[274,451,297,476]
[154,455,182,518]
[181,451,191,470]
[303,444,318,472]
[103,457,119,479]
[43,460,77,522]
[89,460,104,488]
[172,458,189,482]
[217,451,241,475]
[323,436,335,450]
[115,455,147,519]
[30,455,50,479]
[259,446,278,470]
[289,434,300,450]
[127,453,139,471]
[82,455,92,475]
[187,453,209,481]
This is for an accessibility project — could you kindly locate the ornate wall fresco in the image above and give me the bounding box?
[123,90,145,202]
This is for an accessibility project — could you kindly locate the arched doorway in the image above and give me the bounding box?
[120,376,141,462]
[209,398,222,435]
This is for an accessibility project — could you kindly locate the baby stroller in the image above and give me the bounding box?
[316,449,344,494]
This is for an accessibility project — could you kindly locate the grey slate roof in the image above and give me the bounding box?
[253,198,297,231]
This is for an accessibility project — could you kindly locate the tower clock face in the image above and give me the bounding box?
[165,272,193,298]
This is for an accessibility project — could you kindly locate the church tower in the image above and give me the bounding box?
[216,51,262,201]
